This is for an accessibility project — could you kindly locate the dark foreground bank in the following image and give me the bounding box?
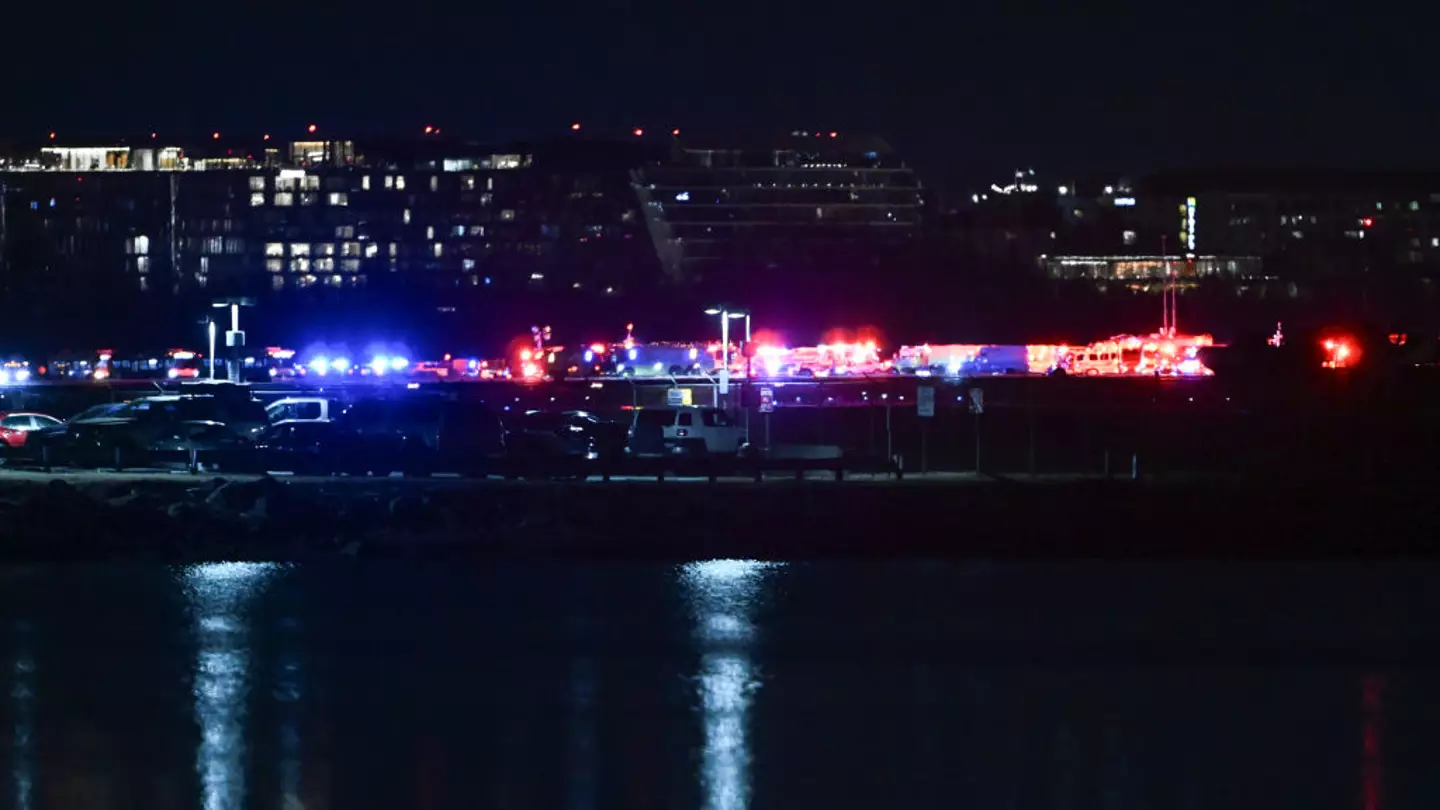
[0,471,1436,561]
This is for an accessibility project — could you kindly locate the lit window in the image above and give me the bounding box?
[250,193,265,207]
[335,225,354,239]
[493,155,521,170]
[297,274,317,288]
[342,258,360,272]
[530,272,544,280]
[463,258,475,270]
[469,225,485,236]
[395,176,406,191]
[273,192,293,207]
[384,175,394,189]
[463,176,475,190]
[469,274,479,286]
[430,176,438,192]
[271,276,284,291]
[130,235,150,255]
[388,243,397,257]
[403,209,411,224]
[452,225,465,237]
[290,243,310,256]
[362,175,371,191]
[432,243,443,258]
[365,243,379,258]
[500,209,516,221]
[291,257,311,272]
[1411,201,1420,211]
[1122,230,1137,246]
[300,193,317,206]
[487,176,494,191]
[426,225,435,240]
[265,242,283,257]
[341,242,361,257]
[315,257,335,271]
[135,256,151,273]
[249,176,266,191]
[266,258,283,273]
[1432,237,1439,248]
[314,243,335,256]
[327,192,348,206]
[479,193,493,206]
[327,275,343,287]
[303,175,320,191]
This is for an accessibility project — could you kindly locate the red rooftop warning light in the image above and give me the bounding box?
[830,131,838,138]
[633,128,644,137]
[307,123,317,134]
[672,128,680,136]
[48,131,55,140]
[570,122,581,131]
[212,132,220,140]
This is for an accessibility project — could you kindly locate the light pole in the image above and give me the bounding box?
[705,307,751,423]
[207,319,217,379]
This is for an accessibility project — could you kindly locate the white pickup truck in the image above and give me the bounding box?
[264,396,338,424]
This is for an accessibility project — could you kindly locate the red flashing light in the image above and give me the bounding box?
[424,125,434,134]
[672,128,680,136]
[308,123,318,133]
[263,134,271,141]
[48,131,55,140]
[1362,218,1374,227]
[150,132,157,140]
[211,131,220,140]
[570,122,581,131]
[829,131,838,138]
[632,128,644,137]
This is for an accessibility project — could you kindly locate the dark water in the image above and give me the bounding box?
[1,560,1438,809]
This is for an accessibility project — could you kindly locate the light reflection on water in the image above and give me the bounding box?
[680,560,782,810]
[181,562,282,810]
[1,561,1439,808]
[10,620,34,810]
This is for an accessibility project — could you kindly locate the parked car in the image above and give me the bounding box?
[31,395,266,468]
[334,396,506,475]
[0,411,63,454]
[225,420,360,474]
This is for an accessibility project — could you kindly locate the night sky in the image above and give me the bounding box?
[10,1,1436,190]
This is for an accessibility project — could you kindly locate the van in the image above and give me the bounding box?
[628,407,746,457]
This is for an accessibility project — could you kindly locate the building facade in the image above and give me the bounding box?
[632,132,924,289]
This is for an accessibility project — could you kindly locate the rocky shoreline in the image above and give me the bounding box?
[0,473,1436,562]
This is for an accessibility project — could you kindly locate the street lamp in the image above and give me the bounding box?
[207,319,217,379]
[705,307,752,420]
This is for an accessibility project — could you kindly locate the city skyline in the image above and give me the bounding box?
[10,0,1437,193]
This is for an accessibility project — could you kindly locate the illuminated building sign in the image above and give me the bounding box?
[1113,197,1136,206]
[1186,196,1197,251]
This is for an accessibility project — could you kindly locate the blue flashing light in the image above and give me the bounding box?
[331,357,350,372]
[627,348,638,361]
[583,350,594,363]
[370,356,388,375]
[390,356,409,371]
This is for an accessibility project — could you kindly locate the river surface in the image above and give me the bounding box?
[1,560,1438,809]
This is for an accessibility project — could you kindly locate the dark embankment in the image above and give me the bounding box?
[0,473,1436,562]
